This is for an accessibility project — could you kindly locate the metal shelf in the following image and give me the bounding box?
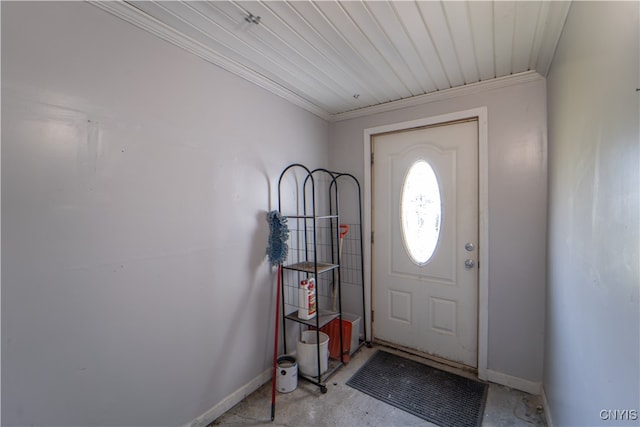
[277,164,366,395]
[281,214,339,220]
[283,261,338,274]
[284,310,339,329]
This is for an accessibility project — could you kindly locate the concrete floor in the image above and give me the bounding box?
[212,344,546,427]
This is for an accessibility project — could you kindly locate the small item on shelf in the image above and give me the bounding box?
[298,278,317,320]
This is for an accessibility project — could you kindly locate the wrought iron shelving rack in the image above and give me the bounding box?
[277,163,366,394]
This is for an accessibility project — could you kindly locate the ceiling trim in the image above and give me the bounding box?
[90,0,332,121]
[90,1,548,124]
[331,71,544,122]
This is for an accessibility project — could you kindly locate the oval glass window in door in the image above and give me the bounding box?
[400,160,442,265]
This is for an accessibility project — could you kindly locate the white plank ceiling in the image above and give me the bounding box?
[94,1,571,120]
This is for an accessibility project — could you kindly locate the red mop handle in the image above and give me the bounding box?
[271,265,282,421]
[339,224,349,239]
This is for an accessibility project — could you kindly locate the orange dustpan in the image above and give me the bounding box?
[321,318,353,363]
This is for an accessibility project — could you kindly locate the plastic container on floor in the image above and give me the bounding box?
[342,312,362,355]
[297,330,329,376]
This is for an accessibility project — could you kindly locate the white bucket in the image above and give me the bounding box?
[276,355,297,393]
[297,330,329,376]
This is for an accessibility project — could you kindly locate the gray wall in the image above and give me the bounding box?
[545,2,640,426]
[1,2,328,426]
[329,78,548,387]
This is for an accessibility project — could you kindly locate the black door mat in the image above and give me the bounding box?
[346,350,488,427]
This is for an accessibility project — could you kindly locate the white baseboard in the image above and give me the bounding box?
[184,368,272,427]
[485,369,542,395]
[541,386,554,427]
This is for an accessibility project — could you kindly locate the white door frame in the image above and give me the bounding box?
[363,107,489,380]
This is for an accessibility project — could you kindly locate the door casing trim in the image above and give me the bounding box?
[363,107,489,381]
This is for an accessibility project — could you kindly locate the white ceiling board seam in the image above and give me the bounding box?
[332,1,412,97]
[417,3,453,88]
[442,1,480,84]
[464,0,483,83]
[376,1,439,93]
[528,1,548,72]
[467,1,495,81]
[183,1,350,112]
[491,1,497,79]
[222,0,359,112]
[511,1,541,73]
[509,2,518,75]
[389,2,440,92]
[492,0,516,78]
[360,1,430,95]
[259,1,386,106]
[417,1,464,87]
[399,1,451,91]
[288,1,394,105]
[300,1,401,103]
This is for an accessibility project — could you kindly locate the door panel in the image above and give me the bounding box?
[372,120,478,367]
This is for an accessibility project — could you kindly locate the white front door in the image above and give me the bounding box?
[372,119,479,368]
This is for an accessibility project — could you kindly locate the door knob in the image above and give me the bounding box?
[464,259,475,269]
[465,243,475,251]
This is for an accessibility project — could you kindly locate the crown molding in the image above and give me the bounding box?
[330,71,545,122]
[89,1,332,121]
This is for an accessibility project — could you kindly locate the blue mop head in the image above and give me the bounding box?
[266,210,289,266]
